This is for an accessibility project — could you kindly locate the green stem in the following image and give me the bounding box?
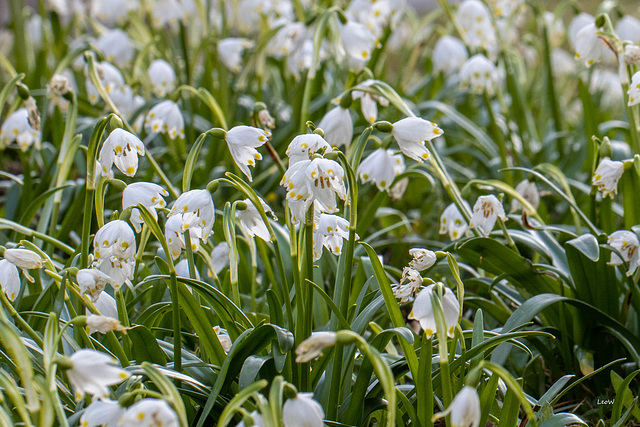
[418,334,434,427]
[482,92,512,186]
[169,271,182,376]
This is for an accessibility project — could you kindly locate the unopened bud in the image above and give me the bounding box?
[595,14,606,29]
[374,121,393,133]
[47,74,71,98]
[24,97,40,131]
[208,128,227,139]
[624,45,640,66]
[235,201,248,210]
[339,92,353,109]
[258,109,276,129]
[16,82,30,100]
[599,136,613,159]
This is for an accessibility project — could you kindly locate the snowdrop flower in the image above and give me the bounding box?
[145,100,184,139]
[295,331,337,362]
[0,108,41,151]
[592,158,624,199]
[433,36,468,77]
[286,133,332,165]
[358,148,405,193]
[313,214,351,261]
[214,326,233,352]
[469,195,507,234]
[97,129,145,178]
[86,314,125,334]
[225,126,270,181]
[434,386,481,427]
[67,349,130,400]
[93,220,136,289]
[93,292,118,319]
[456,0,497,51]
[394,267,423,303]
[218,38,254,72]
[616,16,640,43]
[574,23,607,67]
[460,54,501,95]
[77,268,111,302]
[120,398,179,427]
[391,117,443,163]
[628,71,640,106]
[339,21,378,69]
[123,182,169,233]
[409,248,437,271]
[608,230,640,275]
[351,80,389,123]
[175,259,201,279]
[79,398,125,427]
[409,283,460,338]
[85,62,125,105]
[91,0,137,25]
[440,202,470,240]
[237,197,276,242]
[317,106,354,148]
[511,179,540,212]
[0,260,20,301]
[211,242,230,275]
[95,29,134,67]
[282,393,325,427]
[3,248,43,283]
[568,13,593,49]
[166,189,215,256]
[148,59,176,98]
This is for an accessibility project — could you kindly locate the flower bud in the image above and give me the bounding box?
[624,44,640,65]
[374,121,393,132]
[295,332,337,363]
[3,248,44,270]
[47,74,71,98]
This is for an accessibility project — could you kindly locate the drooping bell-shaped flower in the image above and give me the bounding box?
[145,100,185,139]
[317,106,354,148]
[97,128,146,179]
[175,259,201,280]
[435,386,481,427]
[86,314,125,334]
[568,13,593,49]
[120,398,179,427]
[225,125,270,181]
[295,331,337,362]
[592,157,624,199]
[459,54,501,95]
[214,325,233,353]
[218,38,255,72]
[67,349,130,401]
[282,393,325,427]
[440,202,470,240]
[358,148,405,193]
[93,220,136,289]
[391,117,443,163]
[409,283,460,338]
[237,197,276,242]
[148,59,177,97]
[409,248,437,271]
[616,15,640,43]
[85,62,125,105]
[0,108,41,151]
[456,0,497,51]
[93,291,118,319]
[469,195,507,234]
[77,268,111,302]
[122,182,169,233]
[312,214,351,261]
[166,189,215,257]
[286,133,332,165]
[211,241,230,275]
[0,259,20,301]
[511,179,540,212]
[433,35,469,77]
[152,0,196,27]
[608,230,640,276]
[351,79,389,123]
[574,23,607,67]
[95,29,134,67]
[79,398,125,427]
[339,21,378,69]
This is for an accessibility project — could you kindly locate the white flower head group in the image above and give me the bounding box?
[608,230,640,276]
[409,283,460,338]
[592,157,624,199]
[574,23,607,67]
[122,182,169,233]
[459,54,501,95]
[339,21,379,70]
[166,189,215,258]
[433,36,469,77]
[218,38,255,73]
[358,148,405,194]
[97,128,146,178]
[67,349,130,401]
[440,202,470,240]
[93,220,137,289]
[0,108,41,151]
[313,213,352,261]
[391,116,443,163]
[225,125,270,181]
[237,197,277,242]
[469,195,507,234]
[148,59,177,97]
[456,0,497,51]
[145,100,185,139]
[286,133,332,165]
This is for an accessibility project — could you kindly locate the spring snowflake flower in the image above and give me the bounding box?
[122,182,169,233]
[435,386,481,427]
[440,202,470,240]
[568,13,593,49]
[268,22,308,59]
[237,197,276,242]
[409,248,437,271]
[120,398,179,427]
[544,12,565,47]
[608,230,640,275]
[148,59,176,97]
[175,259,201,280]
[409,283,460,338]
[486,0,524,18]
[95,29,134,67]
[317,106,354,148]
[214,326,233,352]
[628,72,640,106]
[152,0,196,26]
[93,291,118,320]
[91,0,137,25]
[574,23,607,67]
[339,21,379,69]
[145,100,185,139]
[166,189,215,257]
[93,220,136,290]
[86,314,125,334]
[295,331,337,362]
[346,0,397,38]
[394,267,423,303]
[286,133,332,165]
[456,0,496,51]
[469,195,507,234]
[85,62,125,105]
[282,393,325,427]
[225,126,270,181]
[592,157,624,198]
[218,38,255,73]
[3,248,44,283]
[616,15,640,43]
[351,80,389,123]
[0,108,41,151]
[97,128,145,178]
[313,214,352,261]
[77,268,111,302]
[67,349,130,401]
[433,36,469,77]
[281,158,347,223]
[79,399,125,427]
[460,54,500,95]
[511,179,540,212]
[391,117,443,163]
[358,148,405,193]
[0,259,20,301]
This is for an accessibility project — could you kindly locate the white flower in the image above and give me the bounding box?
[394,267,423,303]
[0,259,20,301]
[575,23,607,67]
[225,126,270,181]
[214,326,233,352]
[590,70,623,110]
[286,133,332,165]
[145,100,185,139]
[469,195,507,234]
[351,80,389,124]
[110,85,141,120]
[67,349,130,401]
[616,15,640,43]
[268,22,308,59]
[97,128,146,178]
[592,157,624,199]
[152,0,196,26]
[211,242,230,275]
[317,106,353,148]
[236,411,265,427]
[218,38,254,72]
[625,45,640,66]
[93,291,118,319]
[433,36,468,77]
[0,108,41,151]
[120,398,179,427]
[346,0,397,38]
[409,283,460,338]
[440,202,470,240]
[86,315,125,334]
[95,29,134,67]
[85,62,125,105]
[93,220,137,289]
[608,230,640,276]
[148,59,177,97]
[409,248,437,271]
[358,148,405,192]
[628,71,640,106]
[91,0,137,25]
[391,117,443,163]
[123,182,169,233]
[313,214,351,261]
[77,268,111,302]
[568,13,593,49]
[286,38,317,79]
[175,259,201,280]
[486,0,524,18]
[166,189,215,257]
[238,198,276,242]
[435,386,481,427]
[459,54,500,95]
[282,393,325,427]
[456,0,497,51]
[3,248,44,271]
[511,179,540,212]
[339,21,378,69]
[80,399,125,427]
[295,331,337,362]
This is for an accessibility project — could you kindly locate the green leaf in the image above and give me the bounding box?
[538,413,587,427]
[127,325,168,365]
[611,369,640,422]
